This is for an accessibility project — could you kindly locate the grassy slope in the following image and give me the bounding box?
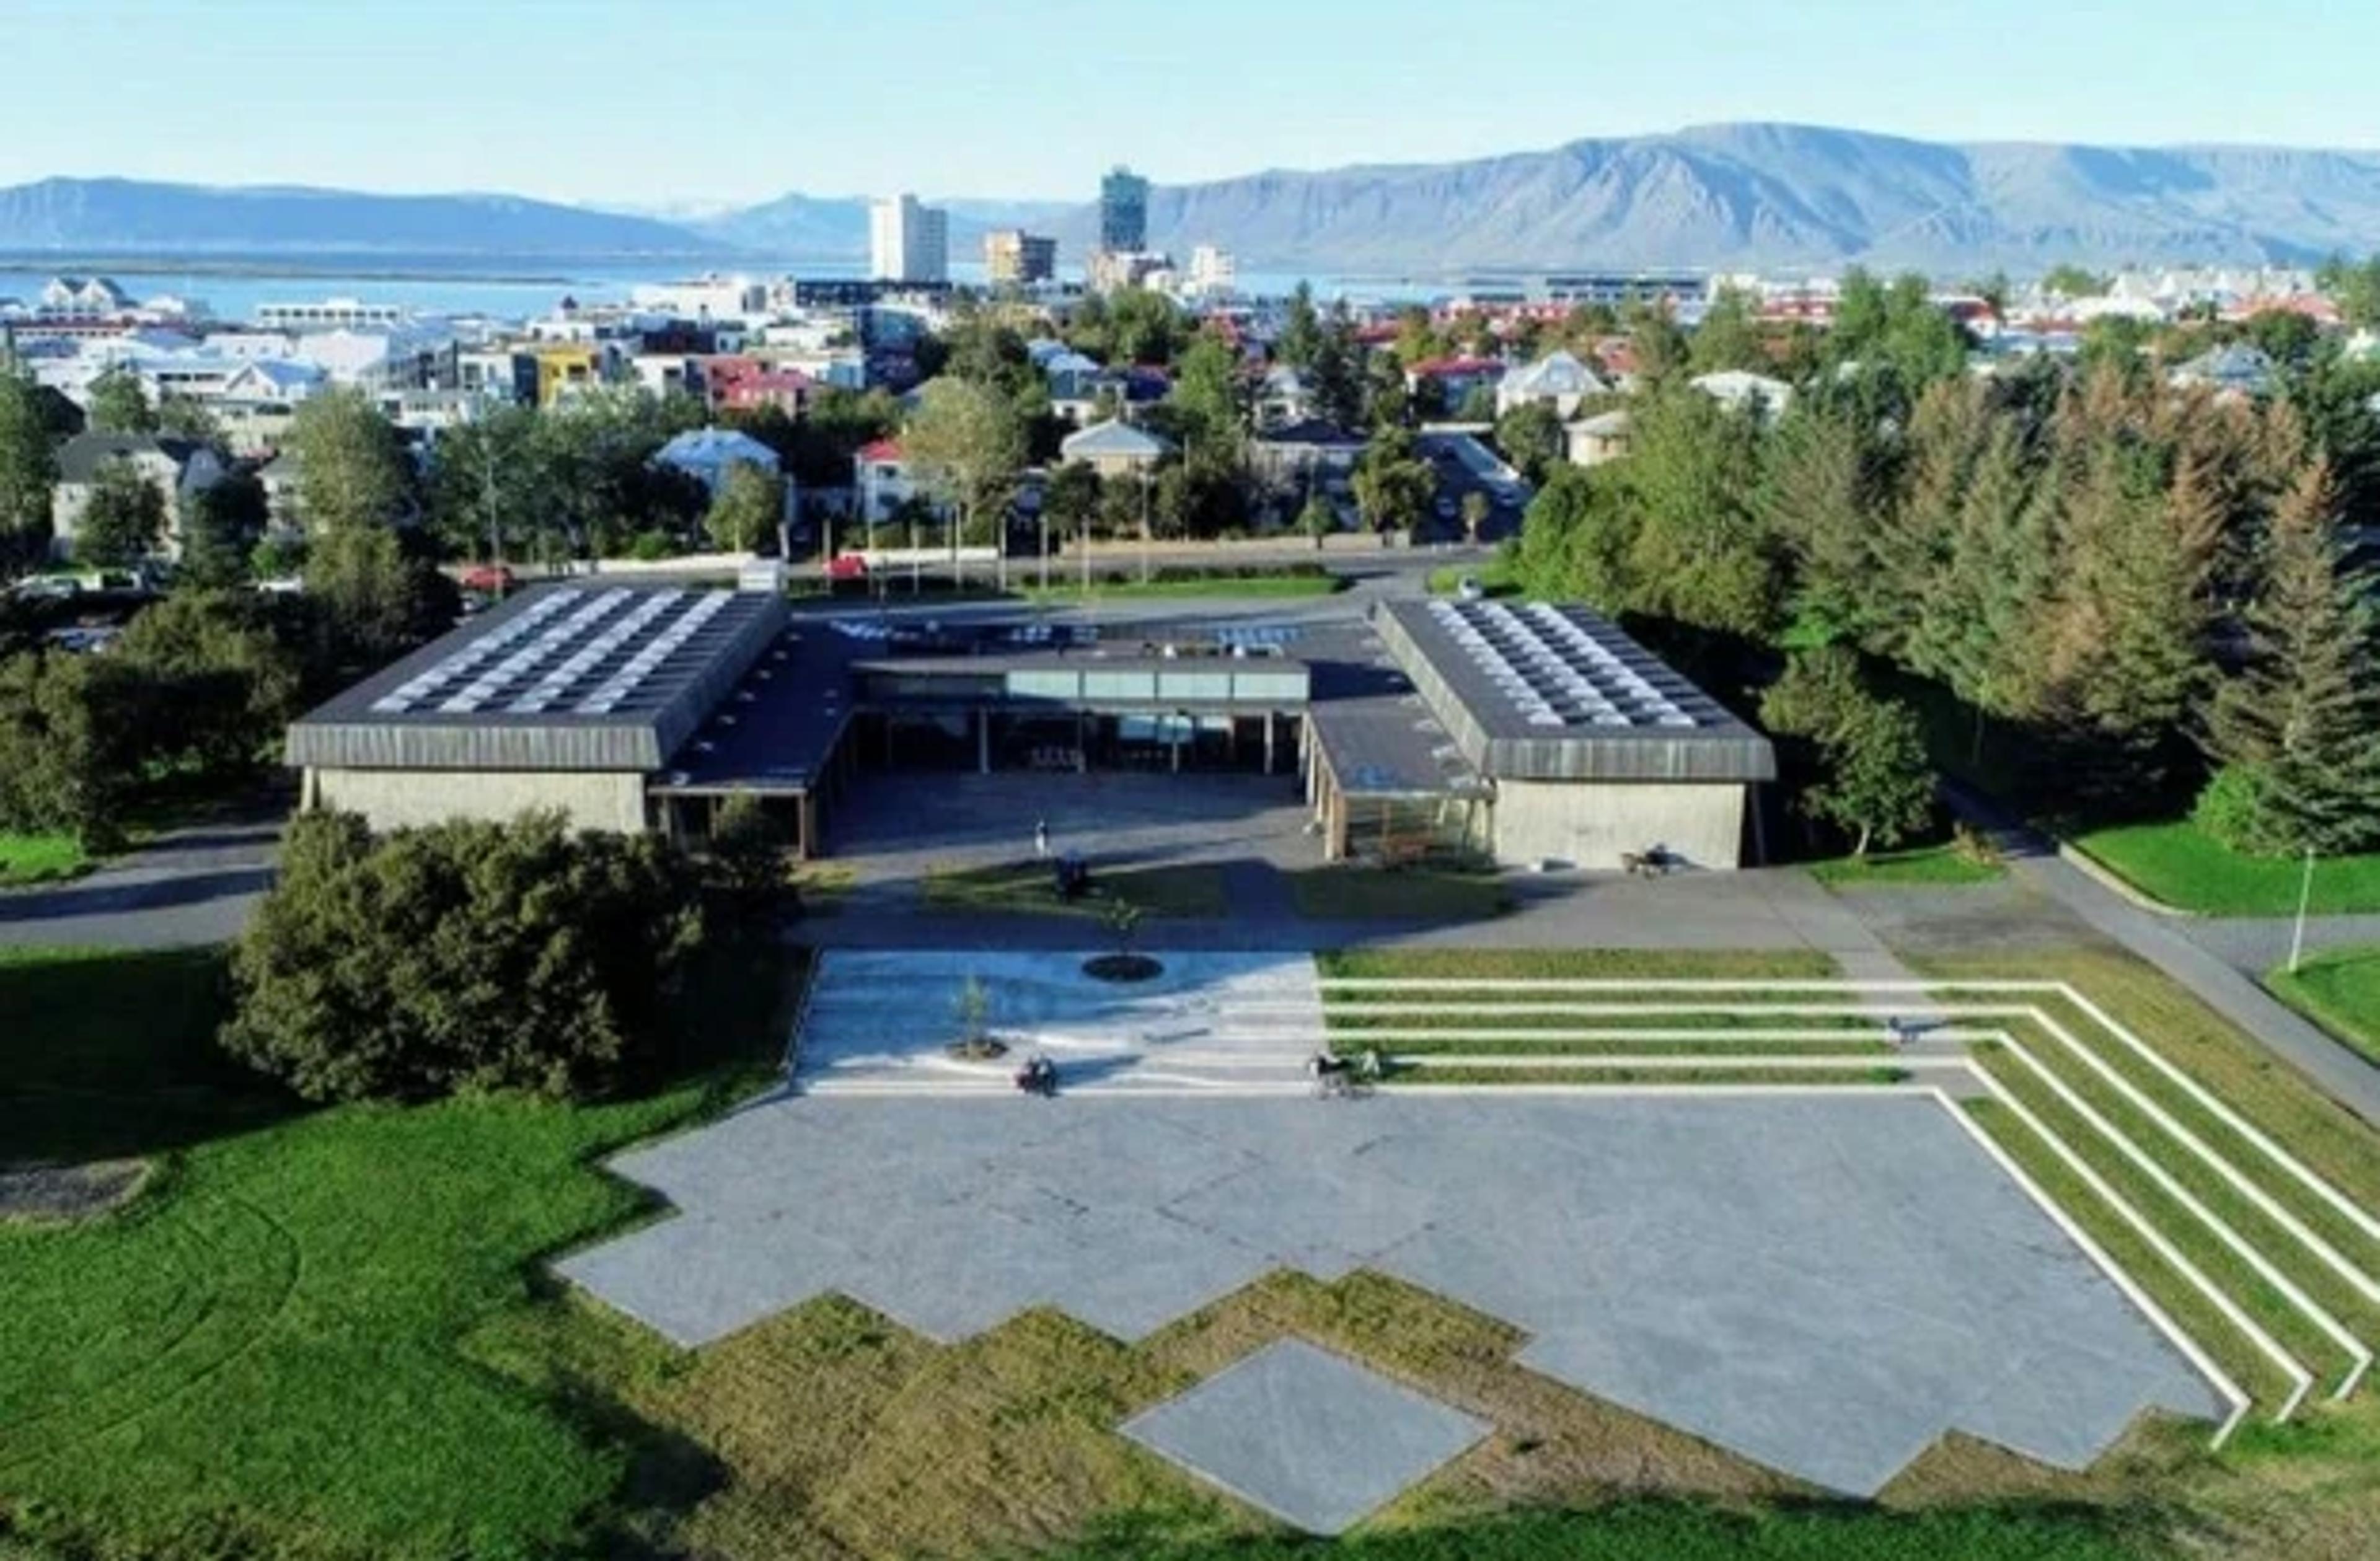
[0,834,88,889]
[0,939,800,1561]
[1809,845,2004,887]
[2072,821,2380,915]
[2266,946,2380,1070]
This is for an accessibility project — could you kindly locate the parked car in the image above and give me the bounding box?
[457,563,518,594]
[824,552,870,582]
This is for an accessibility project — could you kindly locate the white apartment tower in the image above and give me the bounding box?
[868,194,949,284]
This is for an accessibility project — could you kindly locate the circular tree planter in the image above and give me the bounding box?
[1083,953,1164,983]
[945,1036,1010,1062]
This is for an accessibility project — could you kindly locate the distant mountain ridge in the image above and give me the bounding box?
[0,176,720,257]
[10,124,2380,274]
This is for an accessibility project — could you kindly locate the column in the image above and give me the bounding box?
[798,793,819,862]
[1263,711,1276,775]
[977,708,990,774]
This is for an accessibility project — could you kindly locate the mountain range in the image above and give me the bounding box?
[9,124,2380,275]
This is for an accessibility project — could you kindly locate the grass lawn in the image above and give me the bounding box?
[2265,945,2380,1070]
[1424,553,1521,599]
[0,936,803,1561]
[1288,866,1514,921]
[0,833,89,889]
[1809,843,2004,888]
[922,859,1229,918]
[2072,819,2380,915]
[1021,572,1344,604]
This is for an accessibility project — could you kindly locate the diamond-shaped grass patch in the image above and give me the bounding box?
[1119,1338,1488,1534]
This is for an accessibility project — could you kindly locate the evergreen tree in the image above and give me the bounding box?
[1688,286,1766,374]
[86,365,156,434]
[1868,379,1989,664]
[181,470,270,588]
[704,460,782,553]
[1620,387,1777,638]
[1759,404,1879,641]
[0,363,58,576]
[2206,460,2380,853]
[1277,282,1323,369]
[289,387,412,534]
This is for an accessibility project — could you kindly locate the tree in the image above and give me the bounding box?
[1689,286,1766,374]
[1514,463,1636,613]
[289,387,411,535]
[1758,403,1882,643]
[157,393,221,443]
[74,456,167,567]
[1454,382,1499,423]
[0,363,57,576]
[85,366,156,434]
[1351,426,1435,538]
[222,811,704,1102]
[1308,306,1365,429]
[2318,253,2380,330]
[181,470,270,588]
[705,460,782,553]
[707,792,793,908]
[1616,385,1779,638]
[903,377,1026,582]
[1298,492,1337,548]
[0,650,137,846]
[2043,264,2112,299]
[2204,460,2380,853]
[1165,330,1248,477]
[1492,400,1564,483]
[110,587,301,775]
[1760,647,1936,856]
[1461,489,1491,546]
[1044,460,1101,547]
[1277,282,1324,369]
[304,521,452,670]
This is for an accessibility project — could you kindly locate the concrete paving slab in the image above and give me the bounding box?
[1121,1339,1488,1533]
[562,1092,2228,1494]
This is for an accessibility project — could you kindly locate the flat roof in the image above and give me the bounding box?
[287,584,788,772]
[1376,599,1774,783]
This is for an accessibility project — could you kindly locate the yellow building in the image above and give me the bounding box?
[533,345,607,406]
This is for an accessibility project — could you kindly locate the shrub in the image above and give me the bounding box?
[2192,762,2279,855]
[707,792,794,910]
[221,810,703,1101]
[628,529,679,561]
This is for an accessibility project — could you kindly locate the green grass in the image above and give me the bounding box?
[1021,571,1345,604]
[1809,843,2004,888]
[1287,867,1513,921]
[0,937,803,1561]
[2072,819,2380,915]
[1424,552,1521,599]
[921,860,1228,918]
[0,834,89,889]
[1043,1503,2163,1561]
[2266,946,2380,1070]
[1391,1064,1907,1086]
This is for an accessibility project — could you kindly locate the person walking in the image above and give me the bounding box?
[1034,819,1051,860]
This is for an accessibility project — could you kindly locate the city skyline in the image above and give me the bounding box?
[2,0,2376,208]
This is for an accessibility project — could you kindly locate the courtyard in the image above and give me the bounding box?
[563,1004,2227,1508]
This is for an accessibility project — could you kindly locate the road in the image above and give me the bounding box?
[0,816,278,950]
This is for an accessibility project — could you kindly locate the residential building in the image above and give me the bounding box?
[854,437,920,524]
[1255,365,1318,428]
[256,297,407,331]
[1086,248,1171,294]
[1099,166,1150,252]
[1495,350,1607,418]
[531,343,614,406]
[1403,355,1506,410]
[1690,369,1794,423]
[709,363,816,418]
[1249,420,1367,488]
[2168,342,2277,398]
[458,348,540,405]
[984,229,1058,286]
[628,275,766,319]
[1057,418,1173,479]
[1564,409,1632,467]
[49,432,228,561]
[869,194,950,285]
[654,428,787,503]
[1187,245,1236,297]
[38,276,133,318]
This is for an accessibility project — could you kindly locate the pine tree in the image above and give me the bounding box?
[2207,460,2380,853]
[1760,405,1877,642]
[1869,379,1987,664]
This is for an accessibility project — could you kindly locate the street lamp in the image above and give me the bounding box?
[2289,845,2317,975]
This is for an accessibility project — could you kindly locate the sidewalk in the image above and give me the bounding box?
[1941,783,2380,1127]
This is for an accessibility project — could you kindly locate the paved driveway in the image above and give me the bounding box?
[559,1091,2221,1497]
[0,819,278,949]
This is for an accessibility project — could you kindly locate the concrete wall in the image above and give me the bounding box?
[1491,779,1747,870]
[308,767,648,834]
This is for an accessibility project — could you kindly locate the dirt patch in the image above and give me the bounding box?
[0,1159,149,1221]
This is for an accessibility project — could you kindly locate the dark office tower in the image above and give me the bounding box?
[1099,165,1150,252]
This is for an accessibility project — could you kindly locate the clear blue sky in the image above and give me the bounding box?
[6,0,2375,206]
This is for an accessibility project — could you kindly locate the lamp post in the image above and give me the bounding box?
[2288,845,2317,975]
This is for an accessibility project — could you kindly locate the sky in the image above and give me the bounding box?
[4,0,2376,208]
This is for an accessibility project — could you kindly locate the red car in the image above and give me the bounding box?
[458,564,518,594]
[824,552,870,581]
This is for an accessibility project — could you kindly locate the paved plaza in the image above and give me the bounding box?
[558,1091,2224,1498]
[795,948,1323,1093]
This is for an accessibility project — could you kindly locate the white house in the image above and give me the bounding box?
[1564,408,1632,467]
[854,437,920,525]
[1690,370,1794,423]
[1057,418,1173,478]
[49,433,228,561]
[1496,350,1607,418]
[653,428,785,501]
[39,276,132,318]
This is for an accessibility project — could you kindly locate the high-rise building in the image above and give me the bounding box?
[868,194,948,284]
[983,229,1057,286]
[1098,166,1150,253]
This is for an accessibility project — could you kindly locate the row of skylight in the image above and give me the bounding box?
[507,590,695,715]
[1427,599,1704,731]
[368,589,584,713]
[577,591,731,715]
